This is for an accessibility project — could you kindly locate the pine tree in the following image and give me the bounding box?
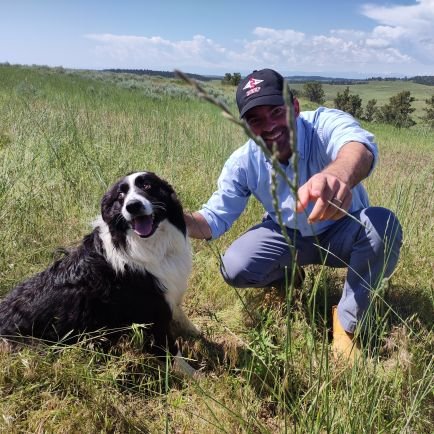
[221,73,233,85]
[363,99,378,122]
[377,91,416,128]
[334,87,363,118]
[421,95,434,128]
[303,82,325,104]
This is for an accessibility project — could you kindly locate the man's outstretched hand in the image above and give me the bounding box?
[296,172,352,223]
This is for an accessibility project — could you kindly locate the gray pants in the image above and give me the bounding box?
[221,207,402,333]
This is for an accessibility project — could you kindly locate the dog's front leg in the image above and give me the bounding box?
[151,324,197,378]
[171,305,201,339]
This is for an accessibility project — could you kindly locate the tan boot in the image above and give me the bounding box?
[332,306,361,365]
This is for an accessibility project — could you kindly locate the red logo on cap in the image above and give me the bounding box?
[246,87,261,96]
[243,78,264,90]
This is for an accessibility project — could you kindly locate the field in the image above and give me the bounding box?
[0,65,433,433]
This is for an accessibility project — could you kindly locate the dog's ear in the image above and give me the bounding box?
[167,191,186,235]
[100,192,112,222]
[157,177,177,199]
[169,191,185,211]
[101,189,114,212]
[100,182,122,221]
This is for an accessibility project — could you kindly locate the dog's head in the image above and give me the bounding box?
[101,172,186,244]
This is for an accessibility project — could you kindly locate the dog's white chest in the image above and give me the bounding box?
[133,221,192,308]
[96,218,192,310]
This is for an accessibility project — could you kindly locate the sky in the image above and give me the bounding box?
[1,0,434,78]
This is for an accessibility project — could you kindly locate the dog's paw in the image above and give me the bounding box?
[172,351,201,378]
[0,338,13,353]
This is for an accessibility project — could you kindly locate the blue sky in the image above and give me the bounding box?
[1,0,433,77]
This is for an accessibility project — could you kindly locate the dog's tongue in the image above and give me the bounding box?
[132,215,153,237]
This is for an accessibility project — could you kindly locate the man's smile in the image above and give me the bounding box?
[263,130,283,143]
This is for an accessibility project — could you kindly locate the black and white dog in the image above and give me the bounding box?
[0,171,198,375]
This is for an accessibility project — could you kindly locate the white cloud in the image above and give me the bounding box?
[86,33,230,70]
[234,26,413,73]
[252,27,305,44]
[84,1,434,76]
[361,0,434,28]
[360,0,434,65]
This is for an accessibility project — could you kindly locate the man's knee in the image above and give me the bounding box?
[220,249,251,288]
[219,219,293,288]
[220,248,279,288]
[361,207,402,248]
[360,207,403,273]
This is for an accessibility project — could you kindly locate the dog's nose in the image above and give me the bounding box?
[126,200,144,214]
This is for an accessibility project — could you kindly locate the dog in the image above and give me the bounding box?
[0,171,199,376]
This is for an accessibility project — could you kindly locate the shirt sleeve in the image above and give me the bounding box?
[316,108,378,175]
[198,156,251,239]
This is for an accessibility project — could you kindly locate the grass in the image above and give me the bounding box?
[0,64,433,433]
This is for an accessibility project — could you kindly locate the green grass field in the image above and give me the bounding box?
[0,65,433,433]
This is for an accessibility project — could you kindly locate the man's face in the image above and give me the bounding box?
[244,104,292,163]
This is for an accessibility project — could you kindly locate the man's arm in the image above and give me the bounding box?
[184,211,212,240]
[296,141,374,223]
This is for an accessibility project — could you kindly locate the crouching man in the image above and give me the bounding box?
[185,69,402,364]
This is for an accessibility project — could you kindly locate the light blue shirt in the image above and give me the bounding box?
[199,107,378,239]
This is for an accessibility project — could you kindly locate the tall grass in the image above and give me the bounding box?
[0,65,432,433]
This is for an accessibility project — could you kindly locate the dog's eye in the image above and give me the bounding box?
[118,192,125,201]
[142,184,151,191]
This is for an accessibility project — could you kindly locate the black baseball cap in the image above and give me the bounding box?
[236,69,286,118]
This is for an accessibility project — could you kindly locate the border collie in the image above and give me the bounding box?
[0,171,198,375]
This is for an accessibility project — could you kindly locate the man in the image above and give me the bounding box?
[184,69,402,363]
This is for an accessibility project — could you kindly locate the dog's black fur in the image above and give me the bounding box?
[0,172,195,366]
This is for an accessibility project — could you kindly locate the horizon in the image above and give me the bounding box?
[3,63,430,81]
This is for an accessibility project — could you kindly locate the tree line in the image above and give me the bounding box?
[221,72,241,86]
[301,82,434,128]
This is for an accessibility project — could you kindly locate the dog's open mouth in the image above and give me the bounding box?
[131,214,156,238]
